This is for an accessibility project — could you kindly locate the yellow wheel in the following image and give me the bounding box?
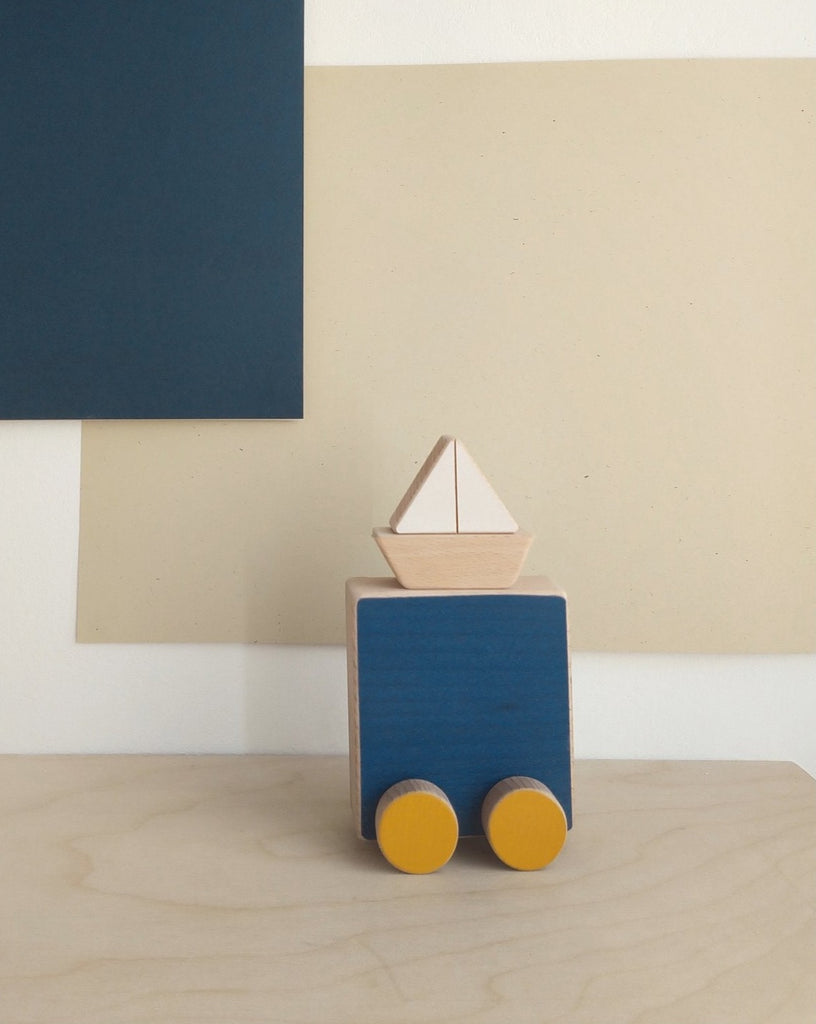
[375,780,459,874]
[482,776,567,870]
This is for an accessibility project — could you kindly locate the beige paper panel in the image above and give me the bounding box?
[78,60,816,651]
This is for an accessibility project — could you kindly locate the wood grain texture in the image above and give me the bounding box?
[372,526,533,588]
[1,758,814,1024]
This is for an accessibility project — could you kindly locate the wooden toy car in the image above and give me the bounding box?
[346,437,572,873]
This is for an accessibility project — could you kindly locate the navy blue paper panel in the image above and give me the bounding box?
[0,1,303,419]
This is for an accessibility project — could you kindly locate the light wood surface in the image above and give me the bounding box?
[372,527,533,588]
[1,757,814,1023]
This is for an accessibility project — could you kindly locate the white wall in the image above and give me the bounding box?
[306,0,816,64]
[2,2,814,774]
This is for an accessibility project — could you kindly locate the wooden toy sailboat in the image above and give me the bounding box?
[373,435,533,589]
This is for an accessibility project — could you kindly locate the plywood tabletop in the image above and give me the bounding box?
[1,757,814,1024]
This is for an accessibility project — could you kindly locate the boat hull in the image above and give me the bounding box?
[372,527,533,590]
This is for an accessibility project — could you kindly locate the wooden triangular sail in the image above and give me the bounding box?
[389,436,457,533]
[454,440,518,533]
[390,436,518,534]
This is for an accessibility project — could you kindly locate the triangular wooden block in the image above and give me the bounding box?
[454,440,518,533]
[389,435,457,533]
[390,436,519,535]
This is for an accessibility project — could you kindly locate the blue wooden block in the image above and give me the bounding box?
[347,578,572,841]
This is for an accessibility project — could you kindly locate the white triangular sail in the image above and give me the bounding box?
[389,435,457,533]
[454,440,518,533]
[389,436,518,534]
